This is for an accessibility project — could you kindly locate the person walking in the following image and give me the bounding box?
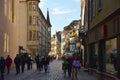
[0,56,6,80]
[72,55,80,80]
[62,58,69,77]
[35,55,39,70]
[5,55,12,74]
[43,56,48,73]
[14,54,21,74]
[26,55,31,70]
[21,55,26,73]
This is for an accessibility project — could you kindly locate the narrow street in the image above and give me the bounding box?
[5,60,99,80]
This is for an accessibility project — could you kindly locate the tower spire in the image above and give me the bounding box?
[47,8,51,27]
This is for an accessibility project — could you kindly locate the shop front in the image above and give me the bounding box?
[88,14,120,79]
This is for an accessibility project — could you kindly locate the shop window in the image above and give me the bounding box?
[94,43,99,69]
[106,38,117,74]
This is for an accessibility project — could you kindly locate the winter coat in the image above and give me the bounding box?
[14,56,21,66]
[0,59,6,69]
[6,58,12,67]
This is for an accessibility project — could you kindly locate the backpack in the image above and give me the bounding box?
[73,60,80,67]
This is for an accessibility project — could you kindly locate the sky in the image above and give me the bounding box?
[39,0,81,36]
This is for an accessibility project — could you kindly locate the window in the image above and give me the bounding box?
[37,31,39,40]
[33,16,36,25]
[70,44,76,51]
[62,45,65,50]
[29,16,32,25]
[48,27,51,32]
[4,33,9,52]
[94,43,99,69]
[33,31,36,40]
[37,17,39,26]
[61,38,65,42]
[4,33,7,52]
[4,0,7,16]
[113,18,119,33]
[29,31,32,40]
[12,0,14,23]
[69,37,75,43]
[33,2,36,11]
[89,0,92,21]
[106,38,117,74]
[93,0,96,17]
[29,2,32,11]
[98,0,102,11]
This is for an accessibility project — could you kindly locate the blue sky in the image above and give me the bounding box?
[39,0,81,36]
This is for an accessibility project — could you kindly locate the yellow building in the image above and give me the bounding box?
[63,20,80,53]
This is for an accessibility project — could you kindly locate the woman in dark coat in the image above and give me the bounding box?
[5,55,12,74]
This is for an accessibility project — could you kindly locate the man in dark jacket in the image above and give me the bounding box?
[14,54,21,74]
[0,56,6,80]
[21,55,26,73]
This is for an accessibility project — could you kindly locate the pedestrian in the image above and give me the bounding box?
[62,58,69,77]
[26,55,31,70]
[46,56,50,73]
[5,55,12,74]
[30,57,33,69]
[0,56,6,80]
[67,57,72,77]
[14,54,21,74]
[21,55,26,73]
[35,55,39,70]
[38,56,42,71]
[72,55,80,80]
[43,56,48,73]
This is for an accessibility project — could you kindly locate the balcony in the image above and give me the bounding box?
[27,40,39,49]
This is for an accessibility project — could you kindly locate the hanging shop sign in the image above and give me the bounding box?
[101,25,107,38]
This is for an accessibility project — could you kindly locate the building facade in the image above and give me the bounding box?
[63,20,81,53]
[85,0,120,79]
[0,0,51,59]
[37,9,51,56]
[61,31,65,55]
[0,0,18,59]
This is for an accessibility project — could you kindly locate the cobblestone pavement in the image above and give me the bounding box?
[4,60,99,80]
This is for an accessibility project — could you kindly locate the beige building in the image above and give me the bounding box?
[0,0,51,59]
[0,0,18,59]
